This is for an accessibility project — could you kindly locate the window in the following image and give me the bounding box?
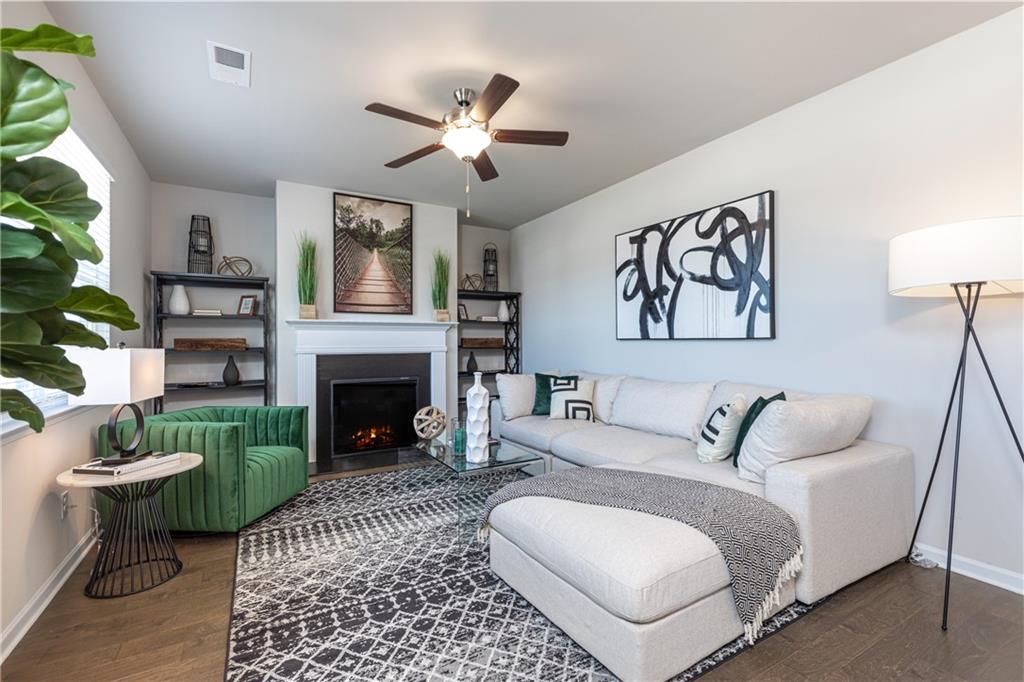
[1,128,113,431]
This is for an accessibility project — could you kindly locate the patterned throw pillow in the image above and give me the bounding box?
[732,392,787,467]
[532,373,578,415]
[549,377,596,421]
[696,393,748,463]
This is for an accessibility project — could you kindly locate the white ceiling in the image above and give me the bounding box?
[49,2,1016,228]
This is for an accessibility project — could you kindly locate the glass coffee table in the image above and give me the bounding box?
[417,438,545,542]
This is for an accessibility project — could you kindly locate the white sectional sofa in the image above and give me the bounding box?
[487,373,914,681]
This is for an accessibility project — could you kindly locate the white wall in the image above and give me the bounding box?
[510,11,1023,580]
[150,182,276,409]
[274,181,459,453]
[1,1,152,657]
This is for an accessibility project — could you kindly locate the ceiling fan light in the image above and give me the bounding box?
[442,125,492,161]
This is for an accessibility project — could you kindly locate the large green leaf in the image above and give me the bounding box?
[0,255,72,312]
[27,308,107,348]
[0,223,44,258]
[0,191,101,262]
[0,52,69,160]
[0,313,43,344]
[58,319,107,348]
[57,285,139,330]
[1,25,95,57]
[36,228,77,279]
[0,388,44,432]
[0,343,85,394]
[2,157,101,223]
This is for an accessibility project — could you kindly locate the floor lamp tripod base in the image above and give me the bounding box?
[905,282,1024,631]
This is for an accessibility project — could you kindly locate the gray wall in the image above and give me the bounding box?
[150,182,276,409]
[510,11,1023,579]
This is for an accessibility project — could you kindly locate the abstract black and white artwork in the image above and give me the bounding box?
[615,191,775,340]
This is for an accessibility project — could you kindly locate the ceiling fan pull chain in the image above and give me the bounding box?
[465,162,472,218]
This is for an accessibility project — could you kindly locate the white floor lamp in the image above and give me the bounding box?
[888,216,1023,630]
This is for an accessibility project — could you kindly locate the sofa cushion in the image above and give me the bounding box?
[489,496,731,623]
[697,393,748,463]
[609,378,714,442]
[567,370,625,423]
[549,377,595,421]
[738,395,873,484]
[533,373,578,415]
[701,381,811,429]
[243,445,307,524]
[500,416,596,452]
[495,373,535,420]
[550,425,690,467]
[626,456,765,498]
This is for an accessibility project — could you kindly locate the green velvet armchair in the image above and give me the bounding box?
[98,406,309,532]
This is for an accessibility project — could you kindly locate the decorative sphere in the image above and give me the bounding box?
[413,406,447,440]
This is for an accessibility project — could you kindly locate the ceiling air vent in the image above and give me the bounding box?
[207,41,250,87]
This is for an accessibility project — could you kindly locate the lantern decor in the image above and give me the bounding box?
[483,242,499,291]
[188,215,214,274]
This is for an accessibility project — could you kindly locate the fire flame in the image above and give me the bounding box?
[351,424,396,450]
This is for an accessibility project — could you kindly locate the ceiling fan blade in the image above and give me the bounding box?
[493,129,569,146]
[470,74,519,122]
[472,150,499,182]
[366,103,443,130]
[385,143,445,168]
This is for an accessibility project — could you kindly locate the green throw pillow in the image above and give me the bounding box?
[732,392,786,467]
[532,373,578,415]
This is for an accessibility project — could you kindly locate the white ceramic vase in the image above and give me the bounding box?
[168,285,190,314]
[465,372,490,463]
[497,300,510,322]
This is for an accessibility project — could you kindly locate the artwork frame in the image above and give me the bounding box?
[333,192,414,315]
[457,303,469,321]
[237,295,257,316]
[614,191,775,341]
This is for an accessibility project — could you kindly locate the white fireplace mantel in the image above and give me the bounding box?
[285,319,456,462]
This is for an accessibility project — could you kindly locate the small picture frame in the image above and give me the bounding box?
[237,295,258,316]
[457,303,469,321]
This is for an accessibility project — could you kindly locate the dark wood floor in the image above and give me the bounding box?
[4,505,1021,680]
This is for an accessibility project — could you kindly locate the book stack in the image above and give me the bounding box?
[191,308,222,316]
[477,315,499,322]
[73,452,182,477]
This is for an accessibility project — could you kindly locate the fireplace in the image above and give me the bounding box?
[331,378,418,455]
[315,353,431,467]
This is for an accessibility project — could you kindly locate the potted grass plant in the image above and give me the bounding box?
[432,250,450,322]
[297,232,317,319]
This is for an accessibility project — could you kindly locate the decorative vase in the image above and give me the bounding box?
[434,308,450,322]
[168,285,190,315]
[496,300,510,322]
[299,304,317,320]
[465,372,490,463]
[466,352,478,373]
[222,355,240,386]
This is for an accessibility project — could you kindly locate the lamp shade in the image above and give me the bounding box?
[65,347,165,405]
[888,216,1024,297]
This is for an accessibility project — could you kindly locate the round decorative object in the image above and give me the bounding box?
[413,406,447,440]
[460,273,484,291]
[217,256,254,277]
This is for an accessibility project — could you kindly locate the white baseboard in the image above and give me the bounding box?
[1,532,95,663]
[915,543,1024,595]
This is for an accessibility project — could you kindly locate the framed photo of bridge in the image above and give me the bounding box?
[333,192,413,314]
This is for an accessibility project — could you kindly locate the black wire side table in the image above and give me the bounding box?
[57,453,202,598]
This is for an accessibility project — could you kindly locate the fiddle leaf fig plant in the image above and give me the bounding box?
[0,24,139,433]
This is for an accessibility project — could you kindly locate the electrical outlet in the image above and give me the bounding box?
[60,491,69,521]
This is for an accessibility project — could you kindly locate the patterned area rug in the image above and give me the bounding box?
[227,465,819,681]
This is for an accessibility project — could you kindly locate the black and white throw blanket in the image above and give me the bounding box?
[480,467,803,644]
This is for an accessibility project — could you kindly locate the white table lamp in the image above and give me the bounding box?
[66,346,165,459]
[887,215,1023,631]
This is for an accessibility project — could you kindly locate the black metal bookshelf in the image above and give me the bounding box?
[150,271,271,412]
[456,290,520,405]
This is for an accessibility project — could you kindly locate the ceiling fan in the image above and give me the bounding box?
[365,73,568,216]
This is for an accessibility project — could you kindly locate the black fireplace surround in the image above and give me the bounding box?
[316,354,430,469]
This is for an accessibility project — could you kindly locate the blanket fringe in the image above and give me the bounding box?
[743,546,804,645]
[477,522,492,543]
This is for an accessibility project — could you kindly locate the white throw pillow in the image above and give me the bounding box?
[696,393,748,463]
[495,374,535,420]
[567,370,625,423]
[609,377,715,442]
[549,378,596,421]
[737,395,873,484]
